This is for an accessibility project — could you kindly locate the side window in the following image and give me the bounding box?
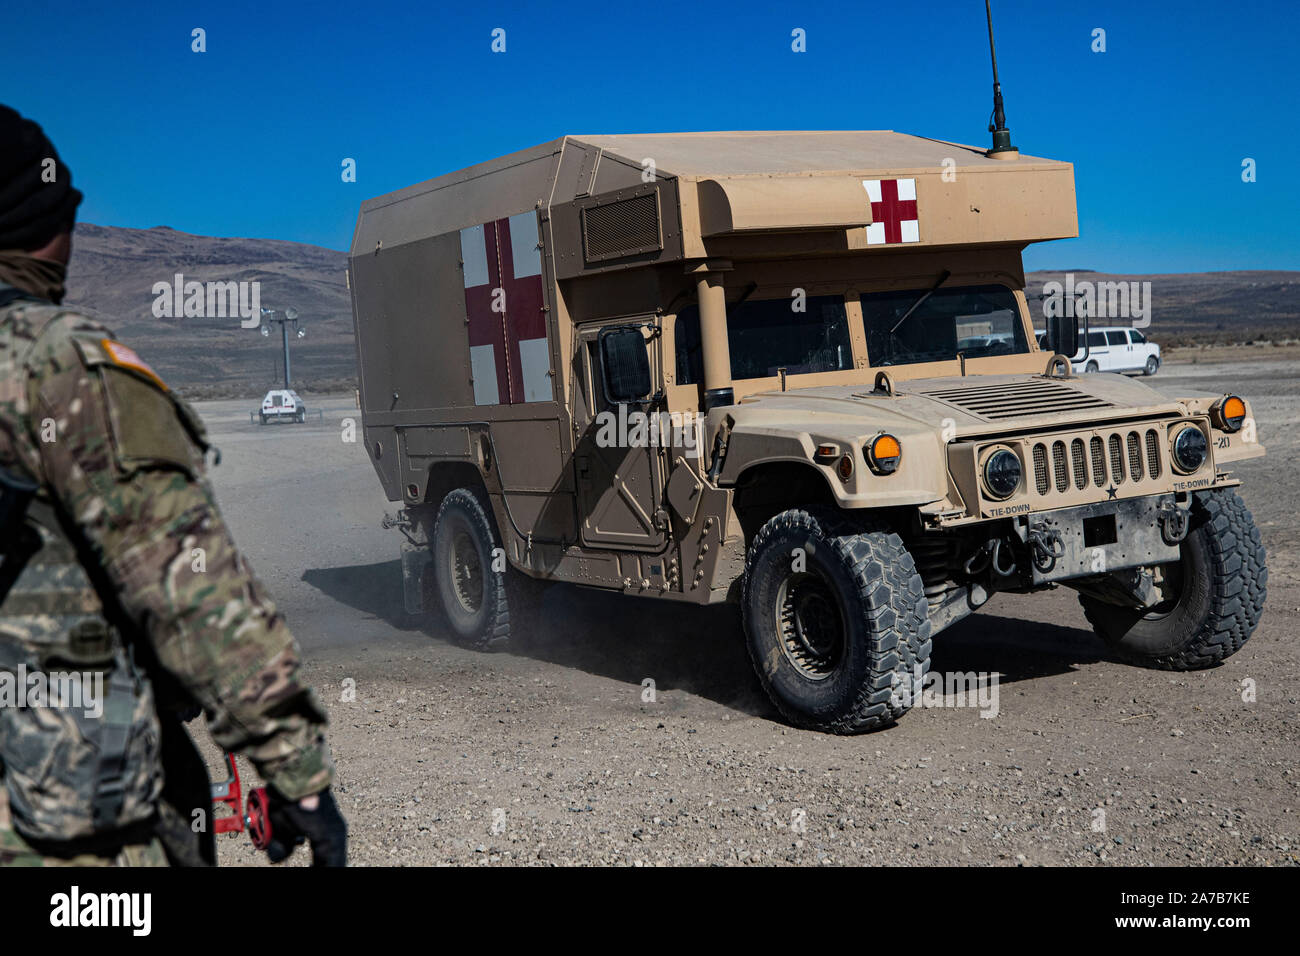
[675,306,703,386]
[1106,330,1127,346]
[1088,331,1107,348]
[1129,329,1146,344]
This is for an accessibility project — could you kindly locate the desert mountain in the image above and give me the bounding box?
[62,223,1299,399]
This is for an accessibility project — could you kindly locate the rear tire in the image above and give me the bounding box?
[741,508,932,733]
[1080,489,1266,669]
[431,488,512,650]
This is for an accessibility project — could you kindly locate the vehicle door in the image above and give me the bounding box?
[1128,329,1152,364]
[1105,329,1131,370]
[1084,330,1110,369]
[570,317,669,550]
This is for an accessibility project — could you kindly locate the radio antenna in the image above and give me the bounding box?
[984,0,1018,159]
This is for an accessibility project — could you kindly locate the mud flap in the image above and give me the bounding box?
[400,540,431,616]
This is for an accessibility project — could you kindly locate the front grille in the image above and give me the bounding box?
[1030,426,1169,499]
[920,379,1113,421]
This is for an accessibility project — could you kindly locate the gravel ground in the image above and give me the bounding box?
[196,352,1299,866]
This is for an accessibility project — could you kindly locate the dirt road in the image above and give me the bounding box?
[200,355,1299,866]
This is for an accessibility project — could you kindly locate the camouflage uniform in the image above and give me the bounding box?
[0,285,333,865]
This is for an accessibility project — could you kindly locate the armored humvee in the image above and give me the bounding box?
[348,131,1266,733]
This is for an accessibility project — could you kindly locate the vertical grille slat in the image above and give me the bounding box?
[1033,443,1049,495]
[1090,436,1106,486]
[1127,432,1144,482]
[1071,439,1087,490]
[1052,441,1068,492]
[1145,429,1161,479]
[1109,434,1125,485]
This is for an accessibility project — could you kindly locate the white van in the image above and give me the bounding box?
[1035,326,1161,375]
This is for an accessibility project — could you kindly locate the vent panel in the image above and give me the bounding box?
[920,380,1113,421]
[581,193,662,262]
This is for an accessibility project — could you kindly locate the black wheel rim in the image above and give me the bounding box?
[447,526,484,615]
[1141,551,1189,621]
[775,570,845,679]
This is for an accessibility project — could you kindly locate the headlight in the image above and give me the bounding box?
[1211,395,1246,433]
[982,448,1022,500]
[1171,424,1208,473]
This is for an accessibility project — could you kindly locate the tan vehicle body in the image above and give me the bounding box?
[348,131,1263,638]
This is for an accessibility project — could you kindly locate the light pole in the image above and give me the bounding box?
[258,307,306,389]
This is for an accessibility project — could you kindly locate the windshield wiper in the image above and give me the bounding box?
[889,269,952,335]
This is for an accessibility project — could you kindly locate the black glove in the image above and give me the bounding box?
[264,787,348,867]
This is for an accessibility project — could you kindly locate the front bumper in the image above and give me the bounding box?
[1009,493,1187,586]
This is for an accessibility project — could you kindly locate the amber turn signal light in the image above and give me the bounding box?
[1212,395,1246,433]
[866,433,902,475]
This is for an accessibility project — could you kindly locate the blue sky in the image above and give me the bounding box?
[4,0,1297,271]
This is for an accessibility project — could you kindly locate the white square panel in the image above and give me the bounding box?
[518,336,551,402]
[896,178,917,201]
[469,343,499,405]
[460,224,489,288]
[508,212,541,279]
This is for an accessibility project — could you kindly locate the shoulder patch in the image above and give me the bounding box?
[100,366,196,476]
[73,336,168,390]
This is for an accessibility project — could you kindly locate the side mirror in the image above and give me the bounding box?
[599,326,652,404]
[1047,311,1078,356]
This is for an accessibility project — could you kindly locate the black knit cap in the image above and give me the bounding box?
[0,104,83,250]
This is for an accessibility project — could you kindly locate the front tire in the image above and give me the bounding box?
[1080,490,1266,669]
[1084,360,1100,373]
[741,508,932,733]
[1144,356,1159,376]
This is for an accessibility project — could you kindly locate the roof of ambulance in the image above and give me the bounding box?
[570,131,1067,177]
[357,130,1071,215]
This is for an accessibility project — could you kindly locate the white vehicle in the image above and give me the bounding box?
[1035,326,1161,375]
[259,389,306,424]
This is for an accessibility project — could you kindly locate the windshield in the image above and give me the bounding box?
[676,295,853,384]
[861,284,1028,366]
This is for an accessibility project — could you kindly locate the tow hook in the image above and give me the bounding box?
[964,537,1018,578]
[1027,521,1066,573]
[1157,500,1191,545]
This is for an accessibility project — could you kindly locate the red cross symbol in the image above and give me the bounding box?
[462,215,547,405]
[863,178,919,244]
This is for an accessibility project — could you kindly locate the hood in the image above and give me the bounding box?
[728,372,1187,439]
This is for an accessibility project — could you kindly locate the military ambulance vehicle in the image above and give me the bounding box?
[348,130,1266,734]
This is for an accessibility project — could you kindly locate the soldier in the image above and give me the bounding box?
[0,104,346,866]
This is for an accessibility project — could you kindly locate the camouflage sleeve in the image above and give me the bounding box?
[19,314,332,800]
